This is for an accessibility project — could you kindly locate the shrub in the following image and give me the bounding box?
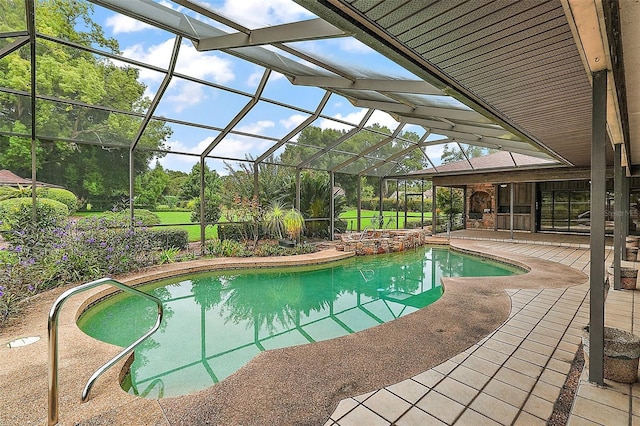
[147,228,189,250]
[190,197,221,225]
[217,222,266,241]
[252,242,317,257]
[0,198,69,248]
[155,204,170,211]
[0,214,159,325]
[163,195,179,209]
[76,209,161,229]
[36,187,79,214]
[205,239,250,257]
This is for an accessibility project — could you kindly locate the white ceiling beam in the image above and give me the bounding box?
[195,18,346,51]
[396,115,515,139]
[349,98,486,122]
[289,75,442,95]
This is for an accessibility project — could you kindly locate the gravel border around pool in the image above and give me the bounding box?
[0,241,587,425]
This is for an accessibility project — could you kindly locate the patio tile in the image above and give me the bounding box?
[512,347,550,367]
[448,365,492,390]
[482,379,529,408]
[527,331,561,347]
[578,383,630,410]
[362,389,411,423]
[482,338,518,356]
[469,392,520,425]
[330,398,358,421]
[493,367,538,392]
[395,407,446,426]
[503,356,544,379]
[531,380,562,403]
[415,389,465,424]
[412,369,444,388]
[539,368,570,388]
[432,376,479,405]
[522,394,555,421]
[334,404,390,426]
[460,354,502,376]
[514,411,547,425]
[493,330,525,345]
[571,396,629,425]
[433,359,458,375]
[455,408,501,425]
[520,339,556,357]
[386,379,429,404]
[473,345,511,365]
[546,357,572,375]
[352,390,375,402]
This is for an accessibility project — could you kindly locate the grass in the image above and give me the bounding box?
[339,209,430,231]
[153,212,218,241]
[75,209,432,242]
[75,211,217,242]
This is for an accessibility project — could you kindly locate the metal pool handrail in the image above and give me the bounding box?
[48,277,164,426]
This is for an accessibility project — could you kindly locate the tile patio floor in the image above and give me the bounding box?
[326,231,638,425]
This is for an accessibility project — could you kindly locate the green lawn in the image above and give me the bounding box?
[339,209,430,231]
[75,211,217,242]
[75,209,431,242]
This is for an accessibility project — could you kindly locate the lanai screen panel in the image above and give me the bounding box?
[0,0,566,178]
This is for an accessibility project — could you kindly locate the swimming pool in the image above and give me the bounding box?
[77,246,522,398]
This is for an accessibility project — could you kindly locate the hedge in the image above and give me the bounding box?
[147,228,189,250]
[0,197,69,233]
[36,187,79,214]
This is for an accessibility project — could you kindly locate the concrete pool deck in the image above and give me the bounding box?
[0,231,635,425]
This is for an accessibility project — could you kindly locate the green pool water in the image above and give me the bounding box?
[77,246,522,398]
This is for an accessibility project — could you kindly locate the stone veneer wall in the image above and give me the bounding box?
[466,183,496,230]
[336,229,438,255]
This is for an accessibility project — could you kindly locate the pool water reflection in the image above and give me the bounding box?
[77,246,522,398]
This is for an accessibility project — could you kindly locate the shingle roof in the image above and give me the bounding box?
[410,151,556,176]
[0,170,61,187]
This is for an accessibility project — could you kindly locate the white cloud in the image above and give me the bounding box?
[320,109,399,132]
[105,14,154,34]
[248,69,285,88]
[237,120,275,134]
[338,38,375,54]
[219,0,313,27]
[280,114,307,130]
[122,39,235,84]
[121,39,235,112]
[165,81,209,112]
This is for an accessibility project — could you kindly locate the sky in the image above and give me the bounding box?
[88,0,451,174]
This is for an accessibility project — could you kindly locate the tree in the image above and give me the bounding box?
[441,144,489,164]
[436,187,464,224]
[281,125,427,205]
[183,162,223,200]
[0,0,171,205]
[221,157,293,209]
[134,161,169,208]
[291,170,347,237]
[186,163,223,224]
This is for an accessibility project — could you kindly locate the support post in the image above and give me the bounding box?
[589,69,607,385]
[357,175,361,232]
[432,184,437,235]
[329,171,335,240]
[379,177,384,227]
[510,183,514,239]
[614,143,622,290]
[296,169,301,211]
[129,150,135,226]
[199,158,206,253]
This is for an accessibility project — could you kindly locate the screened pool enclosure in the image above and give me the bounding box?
[0,0,568,242]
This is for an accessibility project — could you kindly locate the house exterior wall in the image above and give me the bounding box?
[466,183,495,229]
